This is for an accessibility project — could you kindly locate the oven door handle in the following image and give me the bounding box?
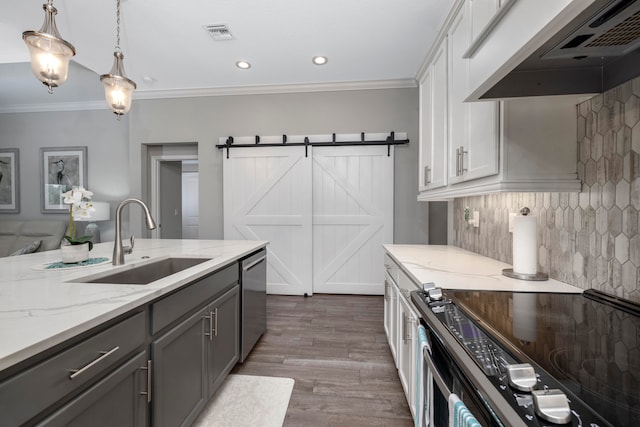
[423,346,451,396]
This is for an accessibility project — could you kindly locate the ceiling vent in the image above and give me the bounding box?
[203,25,234,41]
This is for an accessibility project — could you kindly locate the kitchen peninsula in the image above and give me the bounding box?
[0,239,267,426]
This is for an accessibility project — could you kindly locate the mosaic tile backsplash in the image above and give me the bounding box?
[453,78,640,303]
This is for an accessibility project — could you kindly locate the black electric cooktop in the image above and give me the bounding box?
[447,289,640,427]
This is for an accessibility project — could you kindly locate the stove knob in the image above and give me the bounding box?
[506,363,537,392]
[532,389,571,424]
[427,287,443,301]
[422,282,436,293]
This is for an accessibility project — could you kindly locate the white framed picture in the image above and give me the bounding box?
[0,148,19,213]
[40,146,88,213]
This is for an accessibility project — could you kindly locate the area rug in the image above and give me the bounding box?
[192,375,295,427]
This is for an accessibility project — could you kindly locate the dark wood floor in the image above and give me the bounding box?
[231,294,413,427]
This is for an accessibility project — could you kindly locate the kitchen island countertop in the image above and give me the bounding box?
[0,239,267,372]
[384,244,582,293]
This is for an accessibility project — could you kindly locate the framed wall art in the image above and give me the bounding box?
[40,146,88,213]
[0,148,20,213]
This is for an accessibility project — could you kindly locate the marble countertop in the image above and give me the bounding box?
[0,239,267,372]
[384,244,582,293]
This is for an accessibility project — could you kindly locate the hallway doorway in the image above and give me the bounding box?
[148,145,199,239]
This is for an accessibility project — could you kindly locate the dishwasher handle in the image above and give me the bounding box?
[243,255,266,272]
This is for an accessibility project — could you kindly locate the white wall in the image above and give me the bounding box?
[0,110,129,242]
[1,87,428,244]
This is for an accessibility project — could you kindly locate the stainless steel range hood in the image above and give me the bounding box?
[481,0,640,99]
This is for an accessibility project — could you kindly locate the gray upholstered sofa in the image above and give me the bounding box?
[0,220,67,257]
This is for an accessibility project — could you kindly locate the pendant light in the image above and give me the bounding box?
[100,0,136,119]
[22,0,76,94]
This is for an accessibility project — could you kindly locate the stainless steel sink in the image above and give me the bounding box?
[73,257,211,285]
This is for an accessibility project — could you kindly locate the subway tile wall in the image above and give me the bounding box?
[453,78,640,303]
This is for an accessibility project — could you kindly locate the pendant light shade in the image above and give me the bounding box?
[22,1,76,94]
[100,51,136,117]
[100,0,136,119]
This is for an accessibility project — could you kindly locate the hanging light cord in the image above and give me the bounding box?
[115,0,121,53]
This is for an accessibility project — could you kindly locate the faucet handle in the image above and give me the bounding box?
[123,235,135,255]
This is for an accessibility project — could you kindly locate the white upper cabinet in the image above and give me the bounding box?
[447,1,499,185]
[417,0,582,201]
[418,41,448,192]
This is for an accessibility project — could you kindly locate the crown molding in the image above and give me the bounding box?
[0,79,418,113]
[135,78,418,100]
[0,100,106,114]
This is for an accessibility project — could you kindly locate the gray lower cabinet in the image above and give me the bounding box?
[152,305,209,427]
[207,285,240,397]
[1,261,246,427]
[152,285,240,427]
[37,351,150,427]
[0,311,146,427]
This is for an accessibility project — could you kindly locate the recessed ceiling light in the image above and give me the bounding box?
[236,60,251,69]
[312,56,328,65]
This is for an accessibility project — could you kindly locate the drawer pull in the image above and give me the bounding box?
[69,346,120,379]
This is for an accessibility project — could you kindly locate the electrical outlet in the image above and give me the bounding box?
[509,212,517,232]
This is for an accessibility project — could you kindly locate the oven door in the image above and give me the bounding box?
[422,323,501,427]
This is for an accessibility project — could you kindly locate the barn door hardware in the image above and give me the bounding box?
[217,132,408,158]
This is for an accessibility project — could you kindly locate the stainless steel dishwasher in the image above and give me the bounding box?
[239,249,267,362]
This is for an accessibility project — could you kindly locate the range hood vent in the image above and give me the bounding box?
[482,0,640,99]
[544,0,640,59]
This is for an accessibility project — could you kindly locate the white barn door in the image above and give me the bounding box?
[312,146,393,294]
[223,146,313,295]
[223,139,394,296]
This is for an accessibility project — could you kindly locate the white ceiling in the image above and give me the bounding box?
[0,0,452,112]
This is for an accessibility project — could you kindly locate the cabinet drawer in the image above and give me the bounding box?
[151,263,239,335]
[0,311,145,427]
[37,351,148,427]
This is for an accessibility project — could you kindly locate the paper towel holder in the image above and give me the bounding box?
[502,207,549,281]
[502,268,549,281]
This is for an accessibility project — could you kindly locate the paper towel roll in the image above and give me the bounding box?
[513,214,537,275]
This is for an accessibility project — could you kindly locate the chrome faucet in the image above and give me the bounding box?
[113,198,157,265]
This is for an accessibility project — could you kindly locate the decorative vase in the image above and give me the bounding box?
[60,243,90,264]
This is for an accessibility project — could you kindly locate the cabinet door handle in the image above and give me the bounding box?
[424,166,431,185]
[401,312,407,344]
[405,315,413,342]
[212,308,218,337]
[139,359,152,403]
[69,346,120,379]
[460,146,468,174]
[455,148,460,176]
[204,312,214,341]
